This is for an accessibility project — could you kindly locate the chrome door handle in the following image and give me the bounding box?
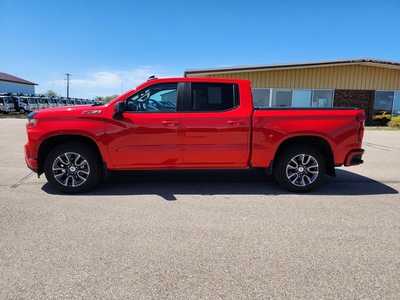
[162,120,179,126]
[227,120,242,125]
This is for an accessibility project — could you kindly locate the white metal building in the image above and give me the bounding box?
[0,72,36,94]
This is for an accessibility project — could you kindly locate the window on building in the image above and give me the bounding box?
[272,89,292,107]
[373,91,394,123]
[374,91,394,111]
[312,90,334,108]
[126,83,178,112]
[292,90,312,107]
[252,88,333,108]
[191,83,238,111]
[393,92,400,116]
[252,88,270,108]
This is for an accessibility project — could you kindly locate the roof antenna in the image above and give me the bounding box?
[148,75,157,80]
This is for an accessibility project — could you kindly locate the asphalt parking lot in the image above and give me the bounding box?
[0,119,399,299]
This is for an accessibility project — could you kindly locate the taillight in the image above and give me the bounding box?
[355,111,366,122]
[356,112,365,143]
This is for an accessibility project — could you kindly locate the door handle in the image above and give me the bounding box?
[227,120,242,125]
[162,120,179,126]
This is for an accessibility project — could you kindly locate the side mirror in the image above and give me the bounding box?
[113,102,126,119]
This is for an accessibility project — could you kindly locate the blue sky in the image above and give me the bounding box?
[1,0,399,98]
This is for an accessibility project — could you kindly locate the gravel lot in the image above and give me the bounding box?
[0,119,399,299]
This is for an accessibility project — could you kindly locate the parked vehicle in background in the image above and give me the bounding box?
[60,98,68,106]
[0,94,93,114]
[19,96,40,113]
[0,96,5,113]
[25,77,366,194]
[47,97,58,108]
[372,111,392,126]
[37,97,49,109]
[17,96,31,113]
[0,95,17,113]
[29,97,39,111]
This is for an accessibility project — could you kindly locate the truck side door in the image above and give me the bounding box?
[107,82,185,168]
[179,82,251,168]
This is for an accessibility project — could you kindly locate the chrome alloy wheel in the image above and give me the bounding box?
[52,152,90,187]
[285,154,319,187]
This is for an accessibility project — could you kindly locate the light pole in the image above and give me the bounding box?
[65,73,71,99]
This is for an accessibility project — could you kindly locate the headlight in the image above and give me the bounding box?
[27,118,38,126]
[27,112,38,127]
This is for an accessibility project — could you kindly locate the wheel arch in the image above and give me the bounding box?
[37,134,105,175]
[272,135,335,176]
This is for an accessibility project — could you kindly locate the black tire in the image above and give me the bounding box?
[273,145,326,192]
[44,142,101,193]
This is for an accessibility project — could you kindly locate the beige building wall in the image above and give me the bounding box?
[187,65,400,90]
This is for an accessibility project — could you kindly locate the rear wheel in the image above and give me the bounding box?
[273,145,326,192]
[44,142,101,193]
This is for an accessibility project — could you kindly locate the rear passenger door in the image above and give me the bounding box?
[180,82,251,168]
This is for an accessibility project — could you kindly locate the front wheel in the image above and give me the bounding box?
[273,145,326,192]
[44,142,101,193]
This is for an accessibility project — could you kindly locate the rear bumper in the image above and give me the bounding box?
[24,143,38,172]
[344,149,364,166]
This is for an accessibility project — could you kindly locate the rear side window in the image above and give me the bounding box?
[190,83,238,112]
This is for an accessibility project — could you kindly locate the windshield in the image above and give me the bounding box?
[4,97,14,104]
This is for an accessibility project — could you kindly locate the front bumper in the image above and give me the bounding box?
[344,149,364,166]
[24,143,38,172]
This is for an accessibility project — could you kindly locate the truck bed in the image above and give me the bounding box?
[251,108,365,168]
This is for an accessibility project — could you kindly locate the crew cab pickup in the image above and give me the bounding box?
[25,77,365,193]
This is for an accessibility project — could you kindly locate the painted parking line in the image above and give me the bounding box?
[10,172,34,188]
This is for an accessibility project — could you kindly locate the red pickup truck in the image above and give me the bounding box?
[25,77,365,193]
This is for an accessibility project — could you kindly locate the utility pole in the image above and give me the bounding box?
[65,73,71,99]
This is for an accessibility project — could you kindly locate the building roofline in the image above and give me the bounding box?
[184,58,400,76]
[0,72,37,85]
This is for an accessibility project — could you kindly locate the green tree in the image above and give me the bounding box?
[45,90,58,97]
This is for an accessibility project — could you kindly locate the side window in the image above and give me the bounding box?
[190,83,238,112]
[126,83,178,112]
